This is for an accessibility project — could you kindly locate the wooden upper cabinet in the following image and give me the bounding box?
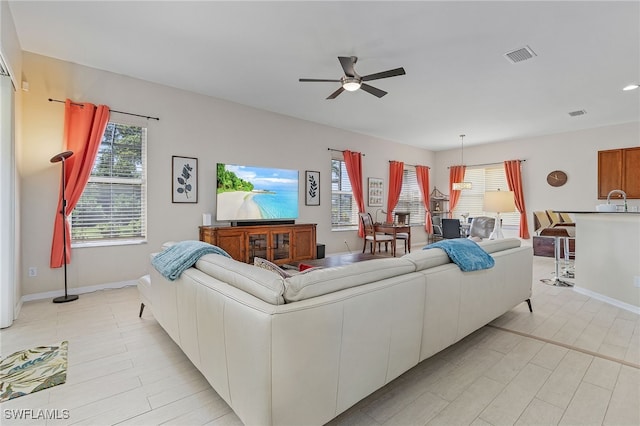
[598,148,640,199]
[622,147,640,198]
[598,149,623,199]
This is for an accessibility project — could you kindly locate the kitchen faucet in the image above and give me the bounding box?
[607,189,627,212]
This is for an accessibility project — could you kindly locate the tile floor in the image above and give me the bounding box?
[1,256,638,425]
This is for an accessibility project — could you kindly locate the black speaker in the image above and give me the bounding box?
[316,243,325,259]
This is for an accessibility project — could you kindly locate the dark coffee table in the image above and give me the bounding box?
[290,252,391,269]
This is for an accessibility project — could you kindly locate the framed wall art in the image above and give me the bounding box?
[172,156,198,203]
[305,170,320,206]
[368,177,384,207]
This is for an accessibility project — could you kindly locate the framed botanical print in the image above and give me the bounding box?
[368,177,383,207]
[172,156,198,203]
[305,170,320,206]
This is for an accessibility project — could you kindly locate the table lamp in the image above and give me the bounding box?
[483,189,516,239]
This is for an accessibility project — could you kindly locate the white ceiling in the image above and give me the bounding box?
[8,1,640,151]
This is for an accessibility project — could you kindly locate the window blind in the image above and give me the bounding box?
[452,165,519,226]
[331,159,358,228]
[392,167,425,225]
[71,122,147,242]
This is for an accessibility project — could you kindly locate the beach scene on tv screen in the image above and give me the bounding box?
[216,164,299,221]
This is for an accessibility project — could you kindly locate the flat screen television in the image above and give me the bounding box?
[216,163,299,222]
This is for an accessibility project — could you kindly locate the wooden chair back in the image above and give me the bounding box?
[359,212,375,236]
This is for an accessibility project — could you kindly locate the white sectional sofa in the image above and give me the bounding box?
[147,238,533,426]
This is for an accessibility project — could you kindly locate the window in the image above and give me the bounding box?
[331,159,358,229]
[392,167,425,225]
[71,122,147,245]
[451,165,519,227]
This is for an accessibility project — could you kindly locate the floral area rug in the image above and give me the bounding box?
[0,341,68,402]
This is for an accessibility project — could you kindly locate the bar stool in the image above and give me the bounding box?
[541,236,574,287]
[561,236,575,278]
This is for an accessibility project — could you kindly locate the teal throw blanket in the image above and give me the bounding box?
[424,238,494,272]
[152,240,231,281]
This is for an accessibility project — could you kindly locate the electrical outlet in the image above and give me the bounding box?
[28,267,37,277]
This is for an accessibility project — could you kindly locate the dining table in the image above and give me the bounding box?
[373,223,411,257]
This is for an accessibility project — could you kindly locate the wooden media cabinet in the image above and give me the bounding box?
[199,223,317,265]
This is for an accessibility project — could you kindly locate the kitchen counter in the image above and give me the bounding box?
[569,213,640,311]
[556,211,640,214]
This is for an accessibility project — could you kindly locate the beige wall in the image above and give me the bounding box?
[433,122,640,237]
[17,51,640,298]
[19,52,434,296]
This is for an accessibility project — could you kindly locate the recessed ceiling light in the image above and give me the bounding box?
[623,84,639,91]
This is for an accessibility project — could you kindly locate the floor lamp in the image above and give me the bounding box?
[50,150,79,303]
[483,189,516,240]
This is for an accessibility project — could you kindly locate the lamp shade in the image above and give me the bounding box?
[483,190,516,213]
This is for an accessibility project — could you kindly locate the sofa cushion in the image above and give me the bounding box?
[283,257,415,302]
[401,248,451,271]
[477,238,521,253]
[402,238,522,271]
[196,254,285,305]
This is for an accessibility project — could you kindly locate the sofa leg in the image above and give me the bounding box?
[139,302,145,318]
[526,299,533,312]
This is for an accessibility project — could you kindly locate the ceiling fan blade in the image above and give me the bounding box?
[360,83,387,98]
[299,78,341,82]
[361,67,406,82]
[326,87,345,99]
[338,56,357,77]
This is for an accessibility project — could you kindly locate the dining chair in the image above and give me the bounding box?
[393,212,410,253]
[430,215,444,242]
[359,212,395,255]
[441,218,462,239]
[467,216,495,241]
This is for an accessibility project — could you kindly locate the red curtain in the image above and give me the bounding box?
[504,160,530,239]
[386,161,404,222]
[50,100,110,267]
[415,165,433,233]
[343,150,366,237]
[448,165,466,218]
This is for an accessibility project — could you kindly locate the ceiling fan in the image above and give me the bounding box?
[299,56,406,99]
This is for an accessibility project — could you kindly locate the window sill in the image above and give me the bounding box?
[331,226,358,232]
[72,239,147,249]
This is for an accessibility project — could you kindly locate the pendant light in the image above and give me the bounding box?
[452,134,472,190]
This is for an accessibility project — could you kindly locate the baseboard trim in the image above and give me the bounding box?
[572,286,640,315]
[21,280,138,303]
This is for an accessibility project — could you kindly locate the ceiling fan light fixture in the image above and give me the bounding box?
[342,77,362,92]
[343,82,361,91]
[623,84,639,91]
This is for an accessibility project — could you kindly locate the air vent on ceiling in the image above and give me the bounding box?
[504,46,537,64]
[568,110,587,117]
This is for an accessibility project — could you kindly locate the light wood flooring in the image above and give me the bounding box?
[1,256,638,425]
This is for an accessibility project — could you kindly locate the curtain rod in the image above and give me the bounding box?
[447,159,526,169]
[389,160,430,169]
[328,148,365,156]
[48,98,160,121]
